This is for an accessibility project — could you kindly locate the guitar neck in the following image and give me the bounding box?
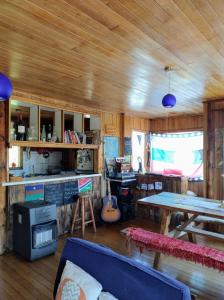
[107,179,112,201]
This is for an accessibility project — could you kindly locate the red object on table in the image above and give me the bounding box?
[127,227,224,271]
[163,169,183,175]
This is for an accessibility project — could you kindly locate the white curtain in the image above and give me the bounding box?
[150,132,203,178]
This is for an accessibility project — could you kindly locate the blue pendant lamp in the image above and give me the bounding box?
[162,66,176,108]
[0,73,13,101]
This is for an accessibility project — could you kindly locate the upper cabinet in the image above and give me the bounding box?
[40,106,62,142]
[63,112,100,145]
[84,114,101,145]
[64,112,83,132]
[10,100,38,141]
[9,99,101,149]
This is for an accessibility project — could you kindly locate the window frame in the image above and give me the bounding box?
[149,131,204,178]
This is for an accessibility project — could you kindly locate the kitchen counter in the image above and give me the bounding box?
[4,173,102,248]
[2,173,101,187]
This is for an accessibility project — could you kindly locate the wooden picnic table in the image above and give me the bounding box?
[137,192,224,268]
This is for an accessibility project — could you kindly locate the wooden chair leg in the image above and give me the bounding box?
[81,198,85,238]
[88,197,96,233]
[71,198,80,234]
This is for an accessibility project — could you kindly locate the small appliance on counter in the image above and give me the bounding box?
[13,200,57,261]
[76,149,94,174]
[106,157,136,180]
[47,165,62,175]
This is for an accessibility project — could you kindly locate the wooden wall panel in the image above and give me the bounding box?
[124,115,150,137]
[99,111,122,173]
[203,102,209,198]
[203,100,224,200]
[101,112,122,137]
[188,181,204,197]
[150,114,203,132]
[0,102,7,255]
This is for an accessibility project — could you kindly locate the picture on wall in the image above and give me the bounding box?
[25,184,44,201]
[78,178,93,193]
[103,136,119,160]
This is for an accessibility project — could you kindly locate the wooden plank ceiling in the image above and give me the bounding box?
[1,0,224,117]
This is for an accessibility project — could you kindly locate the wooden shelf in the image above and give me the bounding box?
[9,141,99,149]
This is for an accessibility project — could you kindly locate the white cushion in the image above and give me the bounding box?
[99,292,118,300]
[56,260,102,300]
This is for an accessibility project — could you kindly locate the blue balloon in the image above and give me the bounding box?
[0,73,13,101]
[162,93,176,108]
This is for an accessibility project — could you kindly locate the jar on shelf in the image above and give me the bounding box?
[27,126,37,141]
[10,121,16,141]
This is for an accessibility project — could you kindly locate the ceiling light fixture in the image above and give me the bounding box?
[162,66,176,108]
[0,73,13,101]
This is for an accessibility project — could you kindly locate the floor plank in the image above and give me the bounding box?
[0,218,223,300]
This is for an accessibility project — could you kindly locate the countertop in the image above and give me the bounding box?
[2,173,101,187]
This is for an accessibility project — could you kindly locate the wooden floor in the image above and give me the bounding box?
[0,218,223,300]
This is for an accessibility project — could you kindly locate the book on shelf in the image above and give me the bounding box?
[76,132,86,144]
[74,131,80,144]
[64,130,87,144]
[68,130,75,144]
[64,130,75,144]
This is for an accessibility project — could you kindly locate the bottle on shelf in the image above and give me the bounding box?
[41,124,46,142]
[16,114,26,141]
[51,125,57,142]
[47,124,52,142]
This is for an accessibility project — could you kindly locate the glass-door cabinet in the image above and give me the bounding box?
[63,112,83,144]
[63,112,101,145]
[10,100,38,141]
[40,107,62,142]
[9,100,101,147]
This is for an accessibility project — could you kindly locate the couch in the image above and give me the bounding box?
[54,238,191,300]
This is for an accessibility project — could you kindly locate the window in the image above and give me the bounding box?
[132,131,145,172]
[150,132,203,178]
[9,146,22,169]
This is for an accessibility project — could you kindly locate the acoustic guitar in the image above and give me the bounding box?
[101,179,121,223]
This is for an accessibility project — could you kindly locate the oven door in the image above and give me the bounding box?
[32,220,57,249]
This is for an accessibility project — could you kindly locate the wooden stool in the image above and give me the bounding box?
[71,193,96,237]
